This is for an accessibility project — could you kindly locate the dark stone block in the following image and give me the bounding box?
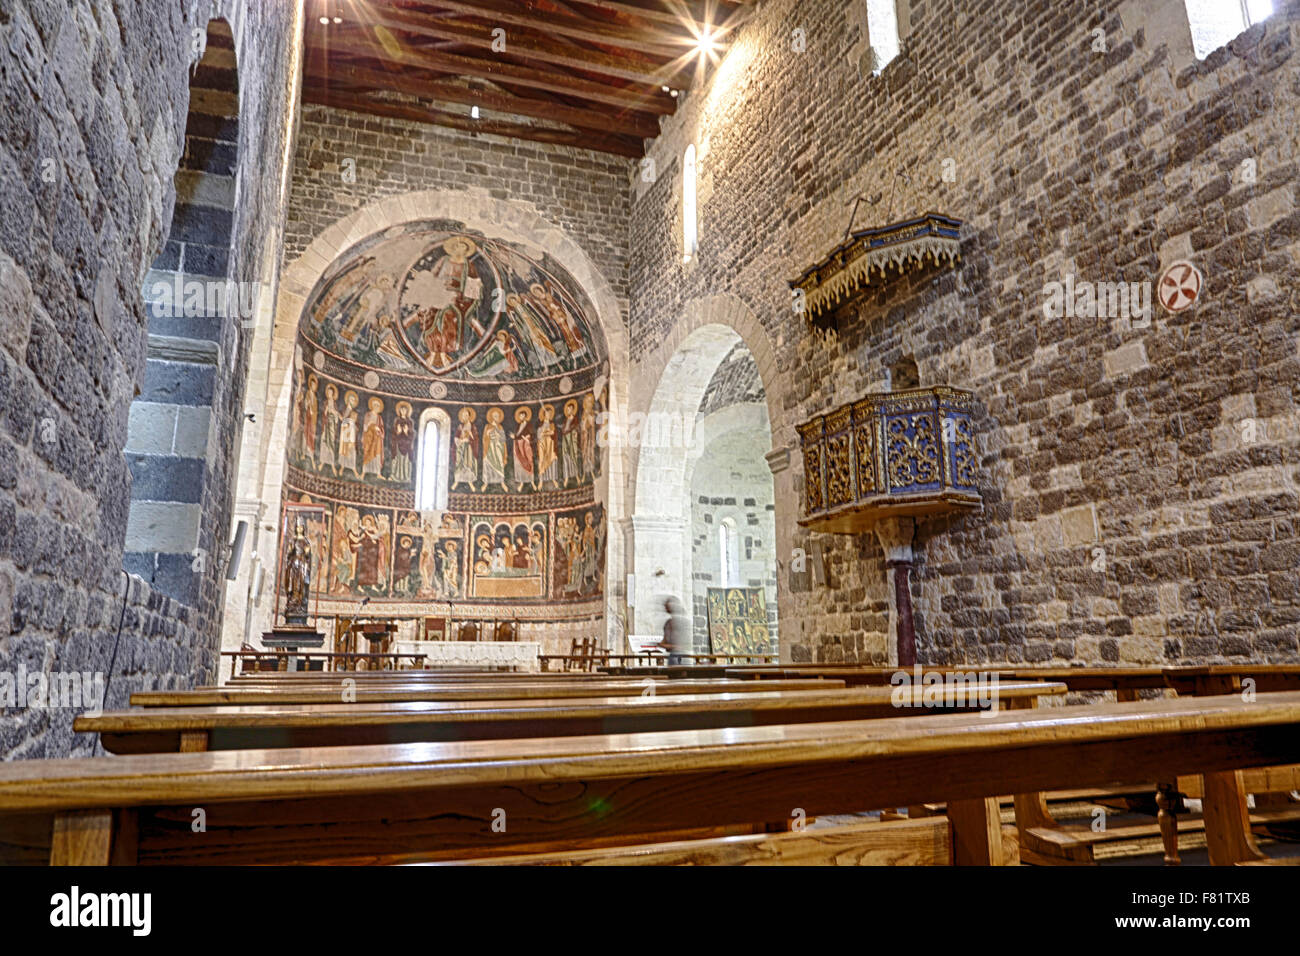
[167,203,233,247]
[126,454,206,504]
[139,359,215,406]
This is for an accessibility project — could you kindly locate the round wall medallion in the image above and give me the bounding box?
[313,350,326,370]
[429,381,448,399]
[558,375,574,394]
[497,384,516,401]
[363,370,380,390]
[1158,260,1203,313]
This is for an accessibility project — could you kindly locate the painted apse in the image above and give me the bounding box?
[281,220,609,635]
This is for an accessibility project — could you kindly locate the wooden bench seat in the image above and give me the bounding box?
[437,817,952,866]
[5,691,1300,866]
[80,681,1068,754]
[129,678,841,707]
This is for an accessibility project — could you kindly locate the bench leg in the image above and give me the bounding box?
[948,797,1005,865]
[50,810,114,865]
[1155,782,1182,865]
[179,730,210,752]
[1202,770,1267,865]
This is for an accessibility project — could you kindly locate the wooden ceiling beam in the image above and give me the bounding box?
[303,85,646,157]
[384,0,708,58]
[303,55,661,138]
[304,29,678,114]
[330,6,695,89]
[564,0,748,31]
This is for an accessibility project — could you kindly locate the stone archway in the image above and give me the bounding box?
[226,189,631,652]
[627,295,792,650]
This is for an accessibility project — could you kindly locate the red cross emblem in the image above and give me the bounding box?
[1158,261,1202,313]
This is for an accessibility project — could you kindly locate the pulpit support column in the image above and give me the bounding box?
[875,517,916,667]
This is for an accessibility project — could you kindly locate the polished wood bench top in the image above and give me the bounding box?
[10,692,1300,865]
[225,673,650,685]
[6,691,1300,813]
[130,677,842,706]
[726,663,1300,693]
[733,665,1170,686]
[81,681,1068,754]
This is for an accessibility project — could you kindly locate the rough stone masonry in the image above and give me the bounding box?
[0,0,300,759]
[631,0,1300,666]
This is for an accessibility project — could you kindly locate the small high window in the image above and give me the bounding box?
[719,518,739,586]
[866,0,901,74]
[683,144,698,262]
[415,408,452,511]
[1184,0,1273,59]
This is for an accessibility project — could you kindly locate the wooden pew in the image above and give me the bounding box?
[79,681,1068,754]
[225,671,647,685]
[5,691,1300,865]
[439,817,951,866]
[727,662,1300,864]
[128,678,843,707]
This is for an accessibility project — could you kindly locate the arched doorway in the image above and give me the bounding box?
[632,324,778,655]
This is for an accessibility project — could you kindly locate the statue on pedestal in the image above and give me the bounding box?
[283,517,312,626]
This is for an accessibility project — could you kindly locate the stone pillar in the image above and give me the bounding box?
[875,517,916,667]
[766,444,792,662]
[629,514,689,636]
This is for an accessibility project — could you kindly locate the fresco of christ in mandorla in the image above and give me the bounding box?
[303,224,607,381]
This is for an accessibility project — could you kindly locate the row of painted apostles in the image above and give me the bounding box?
[290,379,602,491]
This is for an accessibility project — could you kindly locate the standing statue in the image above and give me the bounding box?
[283,517,313,625]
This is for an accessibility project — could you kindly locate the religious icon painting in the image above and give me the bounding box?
[328,504,394,599]
[276,502,328,626]
[399,236,499,374]
[552,504,605,600]
[468,515,548,599]
[706,586,773,656]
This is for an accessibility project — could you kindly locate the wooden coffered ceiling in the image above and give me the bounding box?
[302,0,751,158]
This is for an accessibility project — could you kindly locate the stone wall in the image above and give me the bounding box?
[0,0,302,759]
[629,0,1300,666]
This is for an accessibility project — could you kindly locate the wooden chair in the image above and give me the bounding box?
[494,621,517,642]
[457,621,480,642]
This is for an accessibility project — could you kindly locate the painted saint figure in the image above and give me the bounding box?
[482,407,508,491]
[536,403,558,487]
[302,375,319,468]
[512,407,535,490]
[362,397,385,479]
[453,407,479,490]
[351,513,389,591]
[506,292,559,368]
[393,535,415,595]
[419,237,483,368]
[318,383,340,475]
[579,392,597,479]
[338,391,360,478]
[560,399,581,487]
[389,401,414,483]
[441,540,461,597]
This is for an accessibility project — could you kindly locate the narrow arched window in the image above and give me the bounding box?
[865,0,900,74]
[719,518,738,587]
[683,143,698,262]
[1184,0,1273,59]
[415,407,452,511]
